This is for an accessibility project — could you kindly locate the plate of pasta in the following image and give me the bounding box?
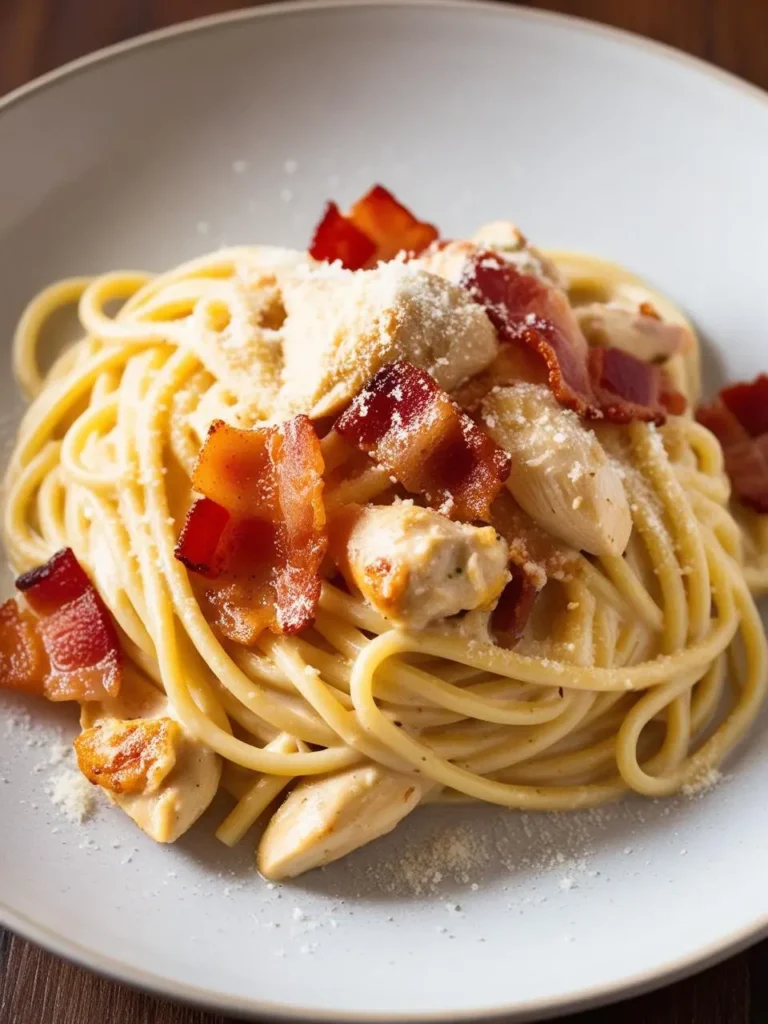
[2,1,768,1020]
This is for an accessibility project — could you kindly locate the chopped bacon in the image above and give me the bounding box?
[588,347,672,422]
[172,497,230,579]
[34,592,122,701]
[697,374,768,513]
[490,568,538,649]
[308,185,438,270]
[639,301,661,320]
[0,600,47,695]
[175,416,327,643]
[460,252,685,424]
[17,547,94,615]
[718,375,768,438]
[334,361,511,522]
[0,548,123,702]
[74,717,180,795]
[309,202,377,271]
[348,185,438,263]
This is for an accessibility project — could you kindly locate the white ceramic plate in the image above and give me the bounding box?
[2,2,768,1020]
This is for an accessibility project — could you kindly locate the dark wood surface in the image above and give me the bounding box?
[1,0,767,1021]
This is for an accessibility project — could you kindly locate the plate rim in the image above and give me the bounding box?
[1,1,768,1020]
[3,898,767,1024]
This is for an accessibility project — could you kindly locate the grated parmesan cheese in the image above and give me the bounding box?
[682,768,723,797]
[274,262,497,419]
[48,767,95,823]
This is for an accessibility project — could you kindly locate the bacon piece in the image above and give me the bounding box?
[308,185,438,269]
[348,185,438,263]
[74,717,180,795]
[0,600,47,695]
[175,416,327,643]
[7,548,123,702]
[16,547,94,615]
[334,361,511,522]
[697,375,768,513]
[462,250,591,399]
[639,301,661,320]
[719,375,768,438]
[174,497,230,578]
[309,202,377,271]
[460,252,683,424]
[490,568,538,650]
[588,347,677,424]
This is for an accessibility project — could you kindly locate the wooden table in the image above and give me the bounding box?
[1,0,767,1021]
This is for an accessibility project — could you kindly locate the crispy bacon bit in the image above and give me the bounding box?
[173,497,230,579]
[1,548,123,702]
[348,185,438,263]
[0,600,47,695]
[718,375,768,438]
[17,547,93,615]
[334,361,511,522]
[74,717,180,795]
[308,185,438,270]
[309,202,377,271]
[639,301,660,319]
[460,252,684,423]
[175,416,327,643]
[588,347,673,422]
[490,569,538,649]
[462,250,591,395]
[697,374,768,513]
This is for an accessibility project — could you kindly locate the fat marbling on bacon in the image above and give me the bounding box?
[309,185,438,270]
[175,415,327,643]
[334,360,512,523]
[460,251,685,424]
[0,547,123,701]
[697,374,768,514]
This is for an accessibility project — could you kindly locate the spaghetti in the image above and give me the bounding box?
[2,189,766,880]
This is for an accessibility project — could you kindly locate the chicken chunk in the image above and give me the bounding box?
[257,764,427,880]
[79,671,221,843]
[336,503,510,630]
[273,262,497,419]
[482,383,632,558]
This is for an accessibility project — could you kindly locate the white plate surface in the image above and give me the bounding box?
[1,2,768,1020]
